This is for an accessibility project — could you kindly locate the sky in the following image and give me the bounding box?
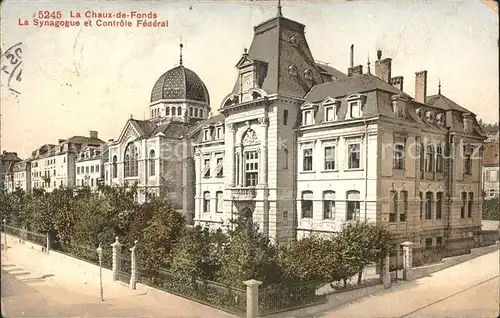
[1,0,498,158]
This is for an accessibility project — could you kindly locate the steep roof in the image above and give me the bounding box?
[233,15,324,98]
[315,63,348,80]
[305,72,408,102]
[426,94,470,114]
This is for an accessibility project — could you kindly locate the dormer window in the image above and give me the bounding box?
[304,69,313,81]
[303,110,313,125]
[216,126,224,139]
[392,100,407,119]
[416,108,423,120]
[436,113,445,126]
[290,36,299,47]
[349,101,360,118]
[463,114,473,133]
[346,94,366,119]
[325,105,337,122]
[289,65,298,77]
[425,111,434,124]
[203,129,211,141]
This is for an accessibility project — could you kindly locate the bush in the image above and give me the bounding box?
[482,198,499,220]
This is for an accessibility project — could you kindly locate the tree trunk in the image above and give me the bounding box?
[357,271,363,285]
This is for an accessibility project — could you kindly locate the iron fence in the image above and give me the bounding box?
[138,268,246,316]
[412,246,444,267]
[54,241,112,270]
[2,224,46,248]
[117,247,131,284]
[259,281,327,316]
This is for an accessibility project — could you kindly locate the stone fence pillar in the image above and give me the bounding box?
[243,279,262,318]
[401,241,415,281]
[129,240,138,290]
[111,236,122,282]
[382,253,391,288]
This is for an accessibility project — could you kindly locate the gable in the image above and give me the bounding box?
[117,120,142,144]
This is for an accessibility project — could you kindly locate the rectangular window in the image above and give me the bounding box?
[400,191,408,222]
[203,192,210,213]
[347,201,360,221]
[419,191,423,220]
[85,166,89,174]
[303,148,313,171]
[463,146,472,175]
[77,167,80,174]
[436,237,443,246]
[394,144,405,170]
[325,106,335,122]
[216,191,223,213]
[348,143,361,169]
[324,146,335,170]
[216,127,223,139]
[301,192,313,218]
[283,109,289,126]
[389,190,398,222]
[303,110,313,125]
[425,192,433,219]
[195,108,199,118]
[436,192,443,219]
[489,170,498,182]
[203,159,211,178]
[96,165,100,173]
[91,166,94,173]
[468,192,473,218]
[461,192,467,218]
[215,157,224,178]
[323,191,335,219]
[436,145,444,172]
[204,130,210,141]
[425,146,434,172]
[349,101,360,118]
[283,211,288,221]
[91,178,94,187]
[425,238,433,248]
[245,151,259,187]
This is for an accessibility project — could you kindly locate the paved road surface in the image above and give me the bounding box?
[321,249,499,318]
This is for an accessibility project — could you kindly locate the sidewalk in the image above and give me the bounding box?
[1,234,237,317]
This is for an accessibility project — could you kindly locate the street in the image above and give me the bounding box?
[321,249,499,318]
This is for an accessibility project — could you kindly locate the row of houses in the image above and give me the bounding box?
[2,7,498,257]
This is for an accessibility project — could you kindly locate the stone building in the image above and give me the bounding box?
[10,159,31,193]
[75,144,109,190]
[30,132,104,192]
[191,7,485,256]
[1,151,22,193]
[482,139,499,200]
[104,52,208,221]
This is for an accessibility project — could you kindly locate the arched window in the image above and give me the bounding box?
[149,150,155,176]
[124,142,138,177]
[203,191,210,213]
[172,107,176,116]
[112,156,117,179]
[166,107,170,116]
[346,190,360,221]
[177,106,182,116]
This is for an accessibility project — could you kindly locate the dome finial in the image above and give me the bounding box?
[179,38,184,66]
[277,0,283,17]
[438,78,441,95]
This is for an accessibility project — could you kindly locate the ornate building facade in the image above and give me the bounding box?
[191,8,485,255]
[104,53,209,221]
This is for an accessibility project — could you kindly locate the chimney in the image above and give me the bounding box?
[89,130,98,139]
[348,65,363,77]
[390,76,404,91]
[415,71,428,103]
[58,139,67,144]
[350,44,354,68]
[374,50,392,83]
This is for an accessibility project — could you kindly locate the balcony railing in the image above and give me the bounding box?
[230,187,256,200]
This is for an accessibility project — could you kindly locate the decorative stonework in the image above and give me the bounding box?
[258,117,269,127]
[242,129,258,146]
[226,123,235,132]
